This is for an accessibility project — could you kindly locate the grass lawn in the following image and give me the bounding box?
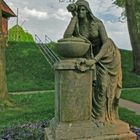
[119,108,140,128]
[0,92,54,131]
[121,89,140,104]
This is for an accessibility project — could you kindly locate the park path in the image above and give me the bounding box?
[9,90,54,95]
[119,99,140,115]
[9,87,140,95]
[122,87,140,90]
[9,89,140,115]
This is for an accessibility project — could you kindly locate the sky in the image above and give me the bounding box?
[5,0,132,50]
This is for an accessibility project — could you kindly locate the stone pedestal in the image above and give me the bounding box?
[54,59,92,123]
[45,59,137,140]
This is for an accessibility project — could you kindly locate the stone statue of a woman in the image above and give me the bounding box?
[64,0,122,123]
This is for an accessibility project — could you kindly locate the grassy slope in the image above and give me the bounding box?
[6,42,54,92]
[5,42,140,92]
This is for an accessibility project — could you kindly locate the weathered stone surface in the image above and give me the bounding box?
[44,0,139,133]
[45,59,136,140]
[63,0,123,122]
[45,127,137,140]
[45,120,134,140]
[56,37,90,58]
[55,59,93,122]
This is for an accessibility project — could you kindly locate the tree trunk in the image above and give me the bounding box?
[0,38,14,108]
[0,0,14,108]
[125,0,140,75]
[0,45,8,100]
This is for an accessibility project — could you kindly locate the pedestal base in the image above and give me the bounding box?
[45,129,136,140]
[45,119,137,140]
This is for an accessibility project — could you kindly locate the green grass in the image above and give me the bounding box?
[120,50,140,88]
[121,89,140,104]
[119,108,140,128]
[6,42,54,92]
[5,42,140,92]
[0,92,54,130]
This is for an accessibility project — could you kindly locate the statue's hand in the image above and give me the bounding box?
[85,59,96,70]
[75,58,96,72]
[77,58,86,64]
[86,59,96,66]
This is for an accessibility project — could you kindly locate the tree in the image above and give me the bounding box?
[0,7,14,108]
[115,0,140,75]
[8,25,34,42]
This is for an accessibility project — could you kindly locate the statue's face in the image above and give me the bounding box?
[78,6,87,19]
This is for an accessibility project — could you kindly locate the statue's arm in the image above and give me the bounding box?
[63,16,78,38]
[94,21,109,62]
[99,21,108,43]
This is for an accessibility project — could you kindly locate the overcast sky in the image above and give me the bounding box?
[5,0,132,50]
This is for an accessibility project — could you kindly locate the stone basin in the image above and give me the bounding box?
[56,37,90,58]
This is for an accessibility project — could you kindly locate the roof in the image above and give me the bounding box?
[0,0,16,17]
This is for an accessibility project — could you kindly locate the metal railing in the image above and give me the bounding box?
[35,34,60,67]
[45,34,52,44]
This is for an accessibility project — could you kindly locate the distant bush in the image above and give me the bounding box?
[8,25,34,42]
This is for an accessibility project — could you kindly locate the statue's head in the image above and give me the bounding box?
[77,5,88,19]
[76,0,91,13]
[76,0,93,20]
[67,0,96,21]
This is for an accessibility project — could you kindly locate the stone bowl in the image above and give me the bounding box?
[56,37,90,58]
